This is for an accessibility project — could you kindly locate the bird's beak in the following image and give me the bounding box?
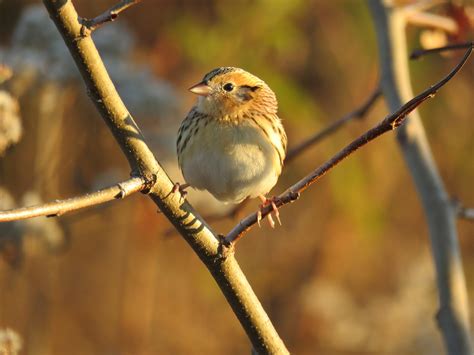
[189,81,211,96]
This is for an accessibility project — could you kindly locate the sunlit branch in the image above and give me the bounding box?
[0,177,145,223]
[43,1,289,353]
[224,46,472,246]
[80,0,142,34]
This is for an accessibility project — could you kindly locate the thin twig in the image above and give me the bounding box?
[411,42,474,59]
[285,86,382,163]
[0,177,145,223]
[224,46,472,245]
[80,0,141,34]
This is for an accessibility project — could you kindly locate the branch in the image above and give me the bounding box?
[0,177,145,222]
[42,1,288,353]
[79,0,141,34]
[410,41,474,59]
[285,86,381,163]
[224,46,472,245]
[369,1,472,353]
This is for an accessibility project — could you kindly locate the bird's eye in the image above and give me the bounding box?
[223,83,234,92]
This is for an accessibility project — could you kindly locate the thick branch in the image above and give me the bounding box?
[80,0,141,34]
[42,1,288,353]
[0,177,145,222]
[369,1,472,354]
[225,47,471,245]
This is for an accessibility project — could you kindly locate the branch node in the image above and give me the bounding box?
[141,173,157,194]
[217,234,234,260]
[78,0,141,35]
[78,17,92,38]
[288,191,300,202]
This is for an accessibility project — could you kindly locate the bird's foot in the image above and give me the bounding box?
[257,195,281,228]
[172,182,190,201]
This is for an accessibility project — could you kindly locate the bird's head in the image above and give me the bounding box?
[189,67,277,120]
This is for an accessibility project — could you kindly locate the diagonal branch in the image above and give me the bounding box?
[0,177,145,222]
[79,0,142,34]
[285,86,381,163]
[224,46,472,245]
[42,1,288,353]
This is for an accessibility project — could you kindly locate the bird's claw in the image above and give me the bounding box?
[258,195,281,228]
[172,182,189,202]
[271,200,281,226]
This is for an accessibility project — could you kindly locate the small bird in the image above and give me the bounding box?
[176,67,287,227]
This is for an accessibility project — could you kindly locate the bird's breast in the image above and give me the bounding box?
[179,119,281,203]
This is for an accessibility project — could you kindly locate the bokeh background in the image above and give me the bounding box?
[0,1,473,354]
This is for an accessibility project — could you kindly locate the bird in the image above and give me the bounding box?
[176,67,287,227]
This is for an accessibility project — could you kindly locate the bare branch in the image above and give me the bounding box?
[0,177,145,223]
[43,1,288,353]
[411,42,474,59]
[225,46,472,245]
[285,86,381,163]
[80,0,141,34]
[369,0,472,353]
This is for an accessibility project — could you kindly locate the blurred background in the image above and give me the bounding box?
[0,1,473,354]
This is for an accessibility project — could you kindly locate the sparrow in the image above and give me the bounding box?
[176,67,287,227]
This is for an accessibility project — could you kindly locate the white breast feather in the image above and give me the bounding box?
[180,120,280,203]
